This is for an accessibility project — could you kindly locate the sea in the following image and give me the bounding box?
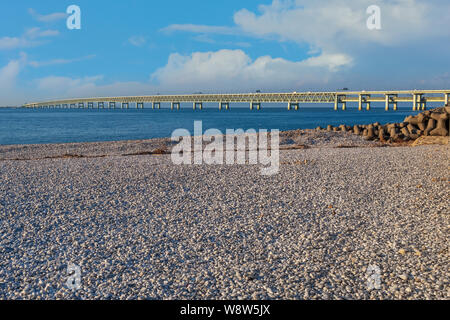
[0,103,428,145]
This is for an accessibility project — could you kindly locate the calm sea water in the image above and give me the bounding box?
[0,103,425,145]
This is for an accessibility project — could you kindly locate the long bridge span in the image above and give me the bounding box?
[23,89,450,111]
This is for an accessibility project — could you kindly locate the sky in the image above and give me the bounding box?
[0,0,449,105]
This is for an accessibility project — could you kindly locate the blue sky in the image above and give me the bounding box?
[1,0,449,105]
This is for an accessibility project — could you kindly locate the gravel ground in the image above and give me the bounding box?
[0,131,448,300]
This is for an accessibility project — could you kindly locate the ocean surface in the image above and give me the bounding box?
[0,103,426,145]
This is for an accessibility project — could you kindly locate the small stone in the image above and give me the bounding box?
[399,274,408,281]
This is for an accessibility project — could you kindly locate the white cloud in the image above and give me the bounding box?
[128,36,147,47]
[0,53,27,105]
[28,8,67,22]
[0,27,59,50]
[161,24,239,36]
[162,0,450,56]
[152,49,352,92]
[29,55,96,67]
[36,75,104,95]
[232,0,450,50]
[25,27,59,39]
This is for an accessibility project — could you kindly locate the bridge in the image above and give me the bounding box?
[23,89,450,111]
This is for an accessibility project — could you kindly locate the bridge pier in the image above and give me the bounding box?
[137,102,144,109]
[250,102,261,110]
[122,103,129,109]
[219,102,229,110]
[445,93,449,106]
[78,102,84,109]
[385,94,398,111]
[171,102,180,110]
[412,94,423,111]
[152,102,161,109]
[193,102,203,110]
[335,95,346,111]
[108,102,115,109]
[420,98,427,111]
[288,102,299,110]
[88,102,93,109]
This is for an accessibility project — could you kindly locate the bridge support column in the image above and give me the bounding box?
[152,102,161,109]
[289,102,299,111]
[88,102,93,109]
[250,102,261,110]
[193,102,202,110]
[335,95,345,111]
[358,95,363,111]
[421,98,426,111]
[109,102,116,109]
[412,94,418,111]
[220,102,229,110]
[445,93,449,106]
[78,102,84,109]
[136,102,144,109]
[386,94,399,111]
[122,103,129,109]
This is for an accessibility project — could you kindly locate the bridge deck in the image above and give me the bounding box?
[23,90,450,110]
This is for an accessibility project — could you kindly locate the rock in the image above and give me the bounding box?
[401,127,410,138]
[407,124,418,135]
[417,122,426,131]
[366,127,375,140]
[399,274,408,281]
[430,113,444,121]
[425,119,436,135]
[430,127,449,136]
[353,125,361,135]
[404,116,419,125]
[417,113,426,123]
[327,125,333,132]
[430,114,449,136]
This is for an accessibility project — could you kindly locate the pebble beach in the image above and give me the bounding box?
[0,130,448,300]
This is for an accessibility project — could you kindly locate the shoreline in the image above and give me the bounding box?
[0,129,387,161]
